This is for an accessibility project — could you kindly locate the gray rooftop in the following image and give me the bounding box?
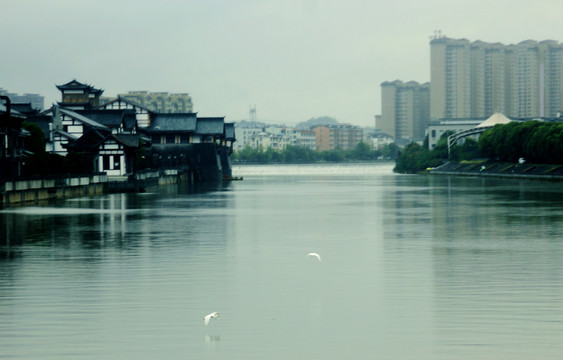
[59,108,108,130]
[77,110,124,128]
[224,122,236,140]
[196,117,224,135]
[148,113,197,132]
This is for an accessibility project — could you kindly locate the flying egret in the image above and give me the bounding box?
[307,252,322,261]
[204,312,220,326]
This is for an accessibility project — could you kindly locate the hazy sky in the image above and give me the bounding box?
[2,0,562,127]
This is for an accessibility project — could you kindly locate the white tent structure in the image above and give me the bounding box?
[447,112,512,157]
[475,112,512,128]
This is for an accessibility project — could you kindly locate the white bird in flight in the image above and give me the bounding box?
[204,312,220,326]
[307,252,322,261]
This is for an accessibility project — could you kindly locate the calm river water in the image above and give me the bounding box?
[1,163,563,359]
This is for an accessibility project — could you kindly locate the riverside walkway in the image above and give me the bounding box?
[430,160,563,182]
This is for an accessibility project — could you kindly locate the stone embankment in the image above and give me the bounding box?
[0,169,194,208]
[430,160,563,181]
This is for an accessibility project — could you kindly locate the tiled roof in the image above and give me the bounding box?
[113,134,140,148]
[11,103,40,115]
[65,128,108,150]
[97,97,152,112]
[53,129,79,141]
[56,80,103,94]
[59,108,108,130]
[77,110,124,128]
[147,113,197,132]
[196,117,224,135]
[224,122,236,140]
[0,103,26,118]
[65,129,141,151]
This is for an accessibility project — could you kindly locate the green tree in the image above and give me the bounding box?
[450,137,481,161]
[21,121,45,155]
[394,132,451,173]
[478,128,495,159]
[381,143,400,159]
[351,142,374,160]
[478,121,563,165]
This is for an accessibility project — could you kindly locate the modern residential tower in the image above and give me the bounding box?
[430,36,563,121]
[117,91,193,113]
[380,80,430,141]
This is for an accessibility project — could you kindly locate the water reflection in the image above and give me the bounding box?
[2,166,563,359]
[0,181,234,256]
[204,335,221,343]
[427,176,563,356]
[377,174,563,357]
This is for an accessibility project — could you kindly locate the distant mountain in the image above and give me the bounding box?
[295,116,339,130]
[236,120,268,128]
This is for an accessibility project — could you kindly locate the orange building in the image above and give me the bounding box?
[313,125,331,151]
[312,124,363,151]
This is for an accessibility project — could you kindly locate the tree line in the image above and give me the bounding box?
[232,142,400,163]
[394,120,563,173]
[478,121,563,164]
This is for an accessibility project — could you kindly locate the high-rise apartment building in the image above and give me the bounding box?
[380,80,430,140]
[0,88,45,111]
[430,38,472,121]
[118,91,193,113]
[430,36,563,121]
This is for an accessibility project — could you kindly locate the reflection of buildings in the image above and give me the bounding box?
[428,175,563,348]
[0,188,230,247]
[117,91,193,113]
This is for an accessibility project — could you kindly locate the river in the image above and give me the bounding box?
[1,163,563,359]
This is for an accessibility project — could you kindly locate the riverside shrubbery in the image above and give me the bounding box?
[478,121,563,164]
[394,120,563,174]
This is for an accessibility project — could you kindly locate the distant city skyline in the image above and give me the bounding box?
[2,1,562,127]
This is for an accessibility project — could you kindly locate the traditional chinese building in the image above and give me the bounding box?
[56,80,104,110]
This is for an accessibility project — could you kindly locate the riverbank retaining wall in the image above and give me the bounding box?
[430,161,563,181]
[1,174,108,208]
[0,168,202,208]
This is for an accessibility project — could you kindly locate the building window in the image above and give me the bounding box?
[114,156,121,170]
[103,155,110,170]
